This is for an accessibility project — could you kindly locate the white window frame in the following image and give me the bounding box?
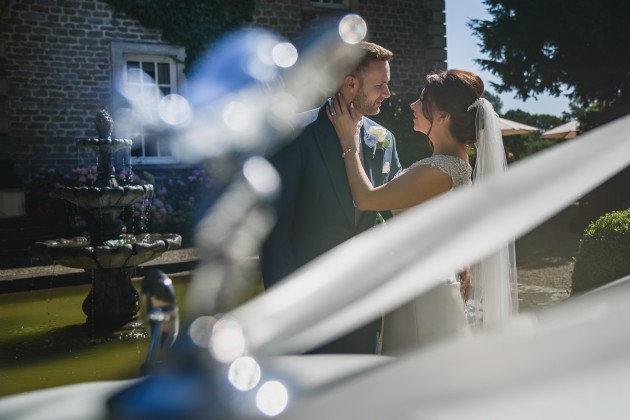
[111,42,186,165]
[308,0,350,9]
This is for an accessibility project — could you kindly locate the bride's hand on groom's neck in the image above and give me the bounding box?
[333,92,360,123]
[327,93,361,147]
[458,267,472,302]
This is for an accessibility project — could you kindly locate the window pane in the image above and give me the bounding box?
[143,86,159,104]
[158,136,172,156]
[157,63,170,84]
[127,62,141,83]
[131,136,143,157]
[311,0,345,4]
[126,85,142,101]
[160,86,171,96]
[142,62,156,81]
[144,134,158,157]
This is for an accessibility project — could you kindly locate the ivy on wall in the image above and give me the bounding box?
[103,0,255,71]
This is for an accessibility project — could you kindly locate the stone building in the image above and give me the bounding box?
[253,0,447,99]
[0,0,446,261]
[0,0,446,180]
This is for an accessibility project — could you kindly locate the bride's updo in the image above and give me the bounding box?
[421,69,484,145]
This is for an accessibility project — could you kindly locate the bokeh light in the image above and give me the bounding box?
[338,14,367,44]
[210,316,247,363]
[256,380,289,417]
[158,94,192,126]
[242,157,280,196]
[245,33,278,82]
[188,315,216,348]
[267,92,299,132]
[186,29,288,110]
[222,101,255,134]
[272,42,298,68]
[228,356,261,391]
[111,107,141,138]
[118,69,162,126]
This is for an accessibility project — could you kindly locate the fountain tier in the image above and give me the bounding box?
[31,233,182,270]
[32,110,182,329]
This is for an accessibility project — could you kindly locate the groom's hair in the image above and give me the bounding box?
[353,42,393,76]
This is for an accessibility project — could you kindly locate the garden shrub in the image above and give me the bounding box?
[28,166,213,245]
[126,168,213,241]
[571,208,630,295]
[372,92,431,168]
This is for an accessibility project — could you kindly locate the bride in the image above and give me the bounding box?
[327,69,518,353]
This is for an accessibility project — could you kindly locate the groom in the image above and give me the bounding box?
[261,42,402,354]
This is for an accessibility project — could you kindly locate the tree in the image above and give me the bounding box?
[501,109,563,160]
[471,0,630,129]
[502,110,562,132]
[484,90,503,114]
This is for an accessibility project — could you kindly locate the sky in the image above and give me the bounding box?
[445,0,570,116]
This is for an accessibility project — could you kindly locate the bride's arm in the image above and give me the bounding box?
[328,94,453,211]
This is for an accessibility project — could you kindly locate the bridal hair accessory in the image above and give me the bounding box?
[466,97,484,112]
[469,97,519,328]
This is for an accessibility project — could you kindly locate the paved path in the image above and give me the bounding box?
[1,204,584,316]
[0,248,203,292]
[515,204,582,312]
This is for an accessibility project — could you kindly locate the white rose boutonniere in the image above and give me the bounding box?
[366,126,393,157]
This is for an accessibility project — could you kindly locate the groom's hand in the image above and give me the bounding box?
[458,267,472,301]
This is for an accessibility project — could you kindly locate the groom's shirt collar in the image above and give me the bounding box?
[356,118,364,148]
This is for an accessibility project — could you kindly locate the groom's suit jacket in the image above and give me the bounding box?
[261,104,402,354]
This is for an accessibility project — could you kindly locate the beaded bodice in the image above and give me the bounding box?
[407,155,472,189]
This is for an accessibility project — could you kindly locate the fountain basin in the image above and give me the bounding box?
[54,184,153,209]
[32,233,182,328]
[31,233,182,270]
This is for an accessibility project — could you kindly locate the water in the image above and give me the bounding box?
[0,275,190,397]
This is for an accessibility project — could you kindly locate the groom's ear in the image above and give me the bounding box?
[343,74,358,92]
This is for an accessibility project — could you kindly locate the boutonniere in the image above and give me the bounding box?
[365,126,393,157]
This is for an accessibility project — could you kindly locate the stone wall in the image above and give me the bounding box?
[252,0,447,98]
[0,0,167,178]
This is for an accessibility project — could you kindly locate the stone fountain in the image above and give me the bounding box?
[32,110,182,329]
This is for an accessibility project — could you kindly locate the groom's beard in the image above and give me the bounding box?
[352,87,382,116]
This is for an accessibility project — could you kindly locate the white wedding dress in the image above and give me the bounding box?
[382,155,472,354]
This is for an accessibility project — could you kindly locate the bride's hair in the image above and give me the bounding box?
[421,69,484,145]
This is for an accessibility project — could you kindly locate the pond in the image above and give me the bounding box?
[0,273,190,397]
[0,254,264,398]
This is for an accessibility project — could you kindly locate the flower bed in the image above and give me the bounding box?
[28,166,212,244]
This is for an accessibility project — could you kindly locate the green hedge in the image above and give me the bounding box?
[372,93,431,168]
[103,0,255,70]
[571,208,630,295]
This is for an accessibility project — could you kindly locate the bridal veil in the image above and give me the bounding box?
[469,98,519,327]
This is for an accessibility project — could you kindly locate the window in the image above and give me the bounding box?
[302,0,356,13]
[111,42,186,165]
[310,0,349,8]
[124,55,176,161]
